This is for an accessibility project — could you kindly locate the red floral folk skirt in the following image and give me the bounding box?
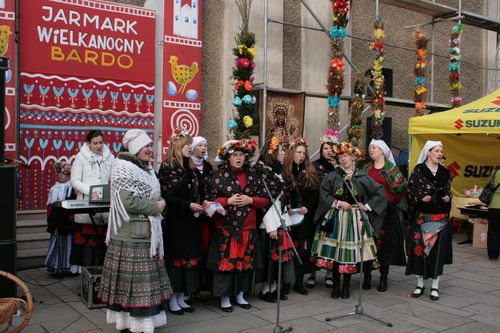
[207,227,262,273]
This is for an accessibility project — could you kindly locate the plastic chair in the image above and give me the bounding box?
[0,271,33,333]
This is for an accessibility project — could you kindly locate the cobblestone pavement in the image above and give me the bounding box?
[14,233,500,333]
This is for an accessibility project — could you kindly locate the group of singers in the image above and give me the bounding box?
[45,128,453,333]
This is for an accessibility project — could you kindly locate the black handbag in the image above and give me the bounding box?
[479,169,500,205]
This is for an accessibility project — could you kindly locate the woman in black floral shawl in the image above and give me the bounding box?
[206,139,269,312]
[254,138,294,303]
[405,141,452,302]
[159,128,204,315]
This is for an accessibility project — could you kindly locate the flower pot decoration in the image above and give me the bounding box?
[414,28,428,117]
[370,16,385,140]
[229,0,257,139]
[449,23,464,108]
[347,77,366,146]
[327,0,349,133]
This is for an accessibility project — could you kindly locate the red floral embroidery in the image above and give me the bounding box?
[346,265,357,273]
[414,232,422,240]
[235,261,243,271]
[220,243,227,252]
[218,258,234,271]
[74,232,86,245]
[414,245,423,256]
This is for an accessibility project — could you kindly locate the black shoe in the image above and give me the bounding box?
[430,288,439,301]
[293,283,309,295]
[282,283,290,295]
[272,289,288,301]
[220,305,233,313]
[377,275,388,292]
[120,330,130,333]
[236,302,252,309]
[181,306,195,313]
[258,291,277,303]
[411,286,425,298]
[362,274,372,290]
[340,284,350,299]
[488,251,499,260]
[169,308,184,315]
[331,283,340,299]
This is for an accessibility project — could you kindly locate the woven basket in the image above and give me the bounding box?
[0,271,33,333]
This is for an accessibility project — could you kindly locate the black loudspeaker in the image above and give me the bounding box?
[0,241,17,297]
[0,166,17,297]
[0,166,16,241]
[366,117,392,155]
[382,68,393,98]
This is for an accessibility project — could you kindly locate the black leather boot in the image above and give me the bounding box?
[331,282,341,298]
[293,265,309,295]
[362,272,372,290]
[378,275,388,292]
[293,281,309,295]
[341,274,351,299]
[378,265,389,292]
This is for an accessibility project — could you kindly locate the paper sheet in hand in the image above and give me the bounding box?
[205,202,226,217]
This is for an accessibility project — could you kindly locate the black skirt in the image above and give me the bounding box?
[405,214,453,279]
[377,203,406,267]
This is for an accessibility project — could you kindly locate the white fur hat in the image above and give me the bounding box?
[122,129,152,155]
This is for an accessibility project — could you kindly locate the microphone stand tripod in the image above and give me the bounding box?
[260,175,302,333]
[325,170,392,327]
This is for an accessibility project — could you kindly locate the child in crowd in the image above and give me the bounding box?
[45,161,77,276]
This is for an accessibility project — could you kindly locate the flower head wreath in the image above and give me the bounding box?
[289,136,308,150]
[268,137,282,154]
[334,141,362,159]
[169,126,190,144]
[319,134,339,146]
[54,161,71,175]
[217,139,258,161]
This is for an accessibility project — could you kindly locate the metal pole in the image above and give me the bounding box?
[493,0,500,90]
[261,0,269,147]
[375,0,379,18]
[300,0,358,72]
[430,22,435,104]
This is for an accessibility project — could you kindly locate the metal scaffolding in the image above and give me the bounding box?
[260,0,500,146]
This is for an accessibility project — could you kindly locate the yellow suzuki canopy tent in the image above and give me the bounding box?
[408,89,500,197]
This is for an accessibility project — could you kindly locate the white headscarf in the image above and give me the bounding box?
[191,136,208,160]
[417,140,443,164]
[369,139,396,166]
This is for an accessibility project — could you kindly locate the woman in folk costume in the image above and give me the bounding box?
[158,128,204,315]
[206,139,268,312]
[282,137,320,296]
[254,138,294,303]
[45,161,77,276]
[190,136,214,293]
[406,141,452,301]
[311,141,386,299]
[70,130,114,272]
[99,129,171,333]
[360,139,407,292]
[307,134,338,289]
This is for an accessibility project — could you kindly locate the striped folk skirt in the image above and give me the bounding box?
[311,207,377,271]
[45,231,73,274]
[99,240,172,332]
